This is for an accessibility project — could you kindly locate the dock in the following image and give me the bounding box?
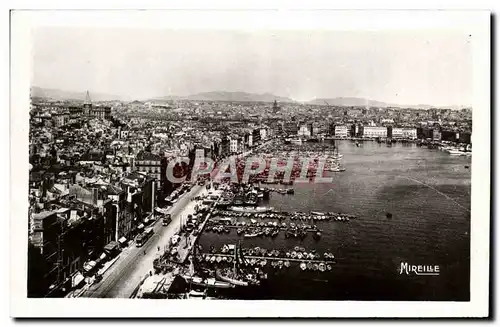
[199,253,336,265]
[206,224,321,232]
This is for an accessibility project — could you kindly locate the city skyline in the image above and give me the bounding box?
[32,28,473,107]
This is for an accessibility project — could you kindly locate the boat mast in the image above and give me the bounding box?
[233,242,238,275]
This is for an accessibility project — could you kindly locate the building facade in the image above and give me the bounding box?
[334,125,348,138]
[363,126,388,138]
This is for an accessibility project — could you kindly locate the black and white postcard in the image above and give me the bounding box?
[9,9,490,318]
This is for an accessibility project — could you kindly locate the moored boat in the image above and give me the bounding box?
[230,206,274,213]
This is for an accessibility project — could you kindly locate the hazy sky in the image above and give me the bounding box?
[32,28,472,106]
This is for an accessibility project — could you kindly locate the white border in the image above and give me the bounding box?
[10,9,490,318]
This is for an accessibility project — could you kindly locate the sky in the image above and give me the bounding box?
[32,28,473,106]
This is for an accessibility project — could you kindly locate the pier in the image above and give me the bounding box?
[199,253,336,265]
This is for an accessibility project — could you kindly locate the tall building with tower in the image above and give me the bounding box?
[272,100,280,112]
[83,90,92,117]
[82,90,112,120]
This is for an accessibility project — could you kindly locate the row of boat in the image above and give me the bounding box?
[299,262,332,272]
[198,254,333,272]
[214,209,356,221]
[264,187,295,195]
[207,219,324,231]
[211,245,335,261]
[205,222,321,239]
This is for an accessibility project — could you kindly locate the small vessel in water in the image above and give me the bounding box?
[216,269,249,287]
[230,206,274,213]
[311,211,325,216]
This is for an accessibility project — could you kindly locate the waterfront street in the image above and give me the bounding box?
[83,184,207,298]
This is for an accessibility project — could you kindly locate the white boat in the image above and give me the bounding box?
[215,270,249,287]
[188,290,206,298]
[311,211,325,216]
[205,277,235,289]
[230,206,274,213]
[244,233,260,238]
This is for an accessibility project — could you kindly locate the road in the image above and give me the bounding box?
[83,184,207,298]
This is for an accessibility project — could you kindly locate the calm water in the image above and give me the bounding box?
[199,140,471,301]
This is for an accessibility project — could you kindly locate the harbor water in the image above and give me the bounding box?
[198,140,471,301]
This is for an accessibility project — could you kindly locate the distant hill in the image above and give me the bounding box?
[307,97,469,110]
[308,97,394,108]
[32,86,468,109]
[183,91,295,103]
[31,86,128,102]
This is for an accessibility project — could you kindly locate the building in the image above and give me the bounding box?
[104,185,131,243]
[52,113,68,128]
[298,124,311,137]
[91,106,112,120]
[401,128,417,139]
[119,127,130,139]
[283,121,299,135]
[121,172,156,224]
[272,100,280,112]
[432,128,442,141]
[135,151,162,184]
[244,133,253,148]
[363,126,387,138]
[83,90,92,117]
[230,137,240,154]
[350,124,363,137]
[259,127,268,141]
[221,136,231,157]
[392,127,404,138]
[252,128,261,146]
[68,106,84,119]
[334,125,348,138]
[29,195,116,297]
